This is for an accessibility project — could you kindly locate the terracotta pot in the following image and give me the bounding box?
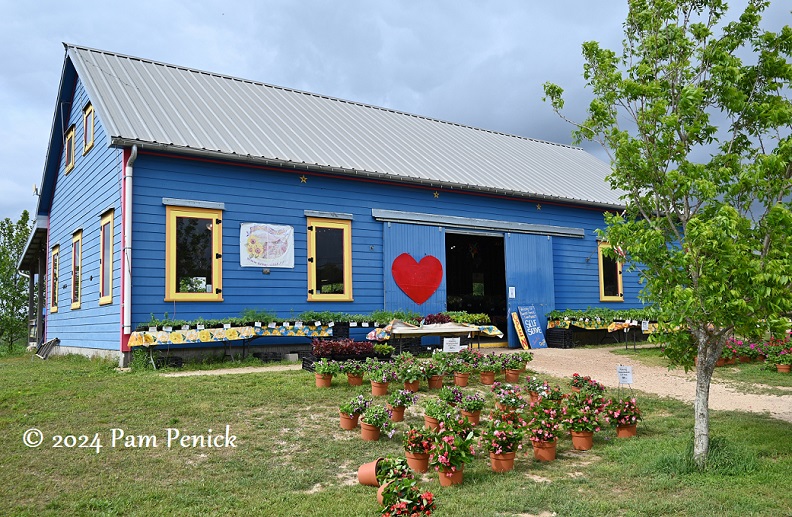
[315,373,333,388]
[616,424,638,438]
[460,409,481,425]
[347,373,364,386]
[531,440,557,462]
[339,412,359,430]
[479,370,496,385]
[529,391,540,404]
[404,380,420,392]
[377,482,389,505]
[571,430,594,451]
[438,465,464,486]
[725,357,737,365]
[504,369,522,383]
[739,355,752,363]
[715,358,726,367]
[427,375,444,389]
[360,422,381,441]
[388,404,405,422]
[424,415,440,431]
[489,451,516,472]
[495,401,521,412]
[571,386,581,393]
[405,451,430,473]
[371,381,389,396]
[357,457,383,486]
[777,364,791,374]
[453,372,470,387]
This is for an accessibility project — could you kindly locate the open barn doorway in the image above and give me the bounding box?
[445,232,507,339]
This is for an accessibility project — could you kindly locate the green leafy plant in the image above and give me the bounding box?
[388,389,418,408]
[458,392,486,412]
[361,405,394,435]
[378,478,435,517]
[313,358,339,376]
[422,399,457,421]
[437,386,463,405]
[376,455,414,484]
[480,417,524,454]
[339,394,372,416]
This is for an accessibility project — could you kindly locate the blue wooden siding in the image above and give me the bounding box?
[45,77,123,350]
[383,222,446,315]
[505,233,555,348]
[130,153,643,331]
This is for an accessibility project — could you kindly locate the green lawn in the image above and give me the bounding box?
[1,353,790,516]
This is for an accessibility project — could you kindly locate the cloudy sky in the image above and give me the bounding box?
[0,0,787,222]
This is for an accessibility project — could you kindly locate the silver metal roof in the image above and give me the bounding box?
[67,44,624,208]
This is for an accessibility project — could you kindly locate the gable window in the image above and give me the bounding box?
[71,230,82,309]
[307,217,352,301]
[165,206,223,302]
[99,210,113,305]
[598,241,623,302]
[83,103,94,154]
[50,245,59,313]
[64,125,76,174]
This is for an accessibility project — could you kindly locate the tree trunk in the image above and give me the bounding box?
[692,331,724,468]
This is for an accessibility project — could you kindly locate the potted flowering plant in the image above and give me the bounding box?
[449,360,474,386]
[366,359,398,396]
[387,389,418,422]
[604,397,642,437]
[402,425,432,472]
[422,399,457,430]
[766,343,792,372]
[491,382,525,410]
[361,404,395,441]
[339,394,372,430]
[376,455,414,485]
[480,418,524,472]
[476,353,500,384]
[313,358,339,387]
[569,373,606,394]
[527,398,562,461]
[339,359,367,386]
[720,340,740,363]
[501,351,533,370]
[397,362,424,391]
[562,392,604,450]
[378,478,435,516]
[458,392,486,425]
[438,386,464,406]
[428,425,476,486]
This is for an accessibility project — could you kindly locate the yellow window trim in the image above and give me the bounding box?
[307,217,353,302]
[50,245,59,313]
[71,230,82,309]
[598,241,623,302]
[83,104,94,155]
[65,126,76,174]
[99,210,113,305]
[165,206,223,302]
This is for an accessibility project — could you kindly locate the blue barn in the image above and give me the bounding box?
[19,44,642,364]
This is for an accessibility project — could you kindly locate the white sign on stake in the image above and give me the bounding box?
[617,365,633,385]
[443,337,461,353]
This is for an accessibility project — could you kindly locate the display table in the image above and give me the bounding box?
[385,321,503,353]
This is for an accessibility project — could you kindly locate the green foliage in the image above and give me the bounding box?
[544,0,792,465]
[0,210,32,352]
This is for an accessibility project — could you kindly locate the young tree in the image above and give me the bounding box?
[544,0,792,467]
[0,210,32,352]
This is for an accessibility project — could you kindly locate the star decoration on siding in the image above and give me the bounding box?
[536,203,542,211]
[433,191,439,198]
[300,175,308,183]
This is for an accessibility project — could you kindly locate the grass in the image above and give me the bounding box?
[610,345,792,395]
[0,353,790,516]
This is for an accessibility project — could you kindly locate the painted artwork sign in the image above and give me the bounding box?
[517,305,548,349]
[511,312,530,350]
[240,223,294,268]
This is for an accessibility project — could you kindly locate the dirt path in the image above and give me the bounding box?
[527,346,792,423]
[161,346,791,423]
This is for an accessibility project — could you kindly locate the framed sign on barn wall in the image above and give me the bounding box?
[240,223,294,268]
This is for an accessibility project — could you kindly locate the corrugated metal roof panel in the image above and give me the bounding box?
[67,43,624,208]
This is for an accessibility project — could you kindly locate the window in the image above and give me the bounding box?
[83,103,94,154]
[71,231,82,309]
[64,125,75,173]
[307,217,352,301]
[598,241,623,302]
[165,206,223,301]
[50,245,59,313]
[99,210,113,305]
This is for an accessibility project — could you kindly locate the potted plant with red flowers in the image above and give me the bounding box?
[561,392,604,450]
[378,478,435,516]
[402,425,432,473]
[603,397,643,437]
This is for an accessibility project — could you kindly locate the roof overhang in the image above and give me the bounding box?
[111,137,627,212]
[18,216,49,271]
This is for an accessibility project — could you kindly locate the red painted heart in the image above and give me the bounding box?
[391,253,443,305]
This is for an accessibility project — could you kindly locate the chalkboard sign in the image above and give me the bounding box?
[518,305,547,349]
